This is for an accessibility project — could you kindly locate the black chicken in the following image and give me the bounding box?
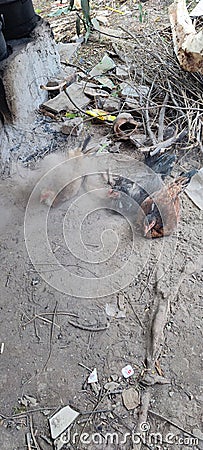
[107,152,176,211]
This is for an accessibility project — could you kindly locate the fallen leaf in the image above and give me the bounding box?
[86,109,116,122]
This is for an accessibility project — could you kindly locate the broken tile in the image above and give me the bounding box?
[42,83,91,114]
[190,0,203,17]
[57,42,81,62]
[49,405,79,439]
[116,65,129,78]
[89,54,116,77]
[120,82,149,98]
[185,168,203,210]
[84,85,109,98]
[96,75,115,89]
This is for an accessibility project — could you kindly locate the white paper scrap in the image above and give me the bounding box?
[49,405,79,439]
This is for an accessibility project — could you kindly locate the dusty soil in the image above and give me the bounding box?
[0,1,203,449]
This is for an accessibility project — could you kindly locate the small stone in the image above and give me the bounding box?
[61,118,83,136]
[193,429,203,440]
[168,391,174,397]
[103,97,120,112]
[117,292,125,311]
[104,381,120,393]
[111,374,118,382]
[116,65,129,78]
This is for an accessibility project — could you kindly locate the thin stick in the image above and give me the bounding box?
[158,92,169,142]
[92,24,130,40]
[64,87,88,115]
[148,410,201,439]
[26,433,32,450]
[33,311,78,317]
[0,407,56,420]
[38,108,59,120]
[24,315,60,328]
[78,392,108,442]
[29,415,41,450]
[143,79,157,145]
[40,81,67,92]
[68,320,109,332]
[80,408,113,415]
[61,61,88,74]
[144,126,180,156]
[125,294,144,329]
[34,317,41,342]
[42,301,58,371]
[167,79,186,117]
[78,362,92,371]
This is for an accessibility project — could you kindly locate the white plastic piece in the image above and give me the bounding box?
[87,368,98,384]
[122,364,134,379]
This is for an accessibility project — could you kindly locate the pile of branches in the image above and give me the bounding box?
[117,27,203,154]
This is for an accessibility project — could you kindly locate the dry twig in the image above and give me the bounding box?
[68,320,109,332]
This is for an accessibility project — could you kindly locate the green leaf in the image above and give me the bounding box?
[65,112,78,119]
[84,25,91,43]
[48,7,70,17]
[76,15,81,36]
[69,0,74,10]
[81,0,91,25]
[35,8,42,13]
[138,3,143,23]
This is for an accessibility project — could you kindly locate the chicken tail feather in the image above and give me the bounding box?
[145,152,176,179]
[174,169,197,192]
[80,135,92,152]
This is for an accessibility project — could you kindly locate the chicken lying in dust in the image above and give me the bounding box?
[138,170,197,238]
[107,152,176,212]
[9,137,90,208]
[107,151,196,238]
[40,137,91,207]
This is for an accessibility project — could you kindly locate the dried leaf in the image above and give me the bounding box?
[76,15,81,37]
[86,109,116,122]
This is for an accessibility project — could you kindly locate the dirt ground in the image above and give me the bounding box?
[0,0,203,449]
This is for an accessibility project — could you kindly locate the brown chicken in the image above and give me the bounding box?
[138,170,196,238]
[40,136,91,207]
